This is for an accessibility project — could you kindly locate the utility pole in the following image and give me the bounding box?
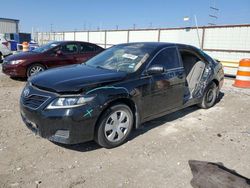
[208,0,219,26]
[194,15,202,49]
[183,15,201,49]
[31,27,34,40]
[88,23,92,31]
[50,24,53,32]
[83,22,86,31]
[149,22,152,28]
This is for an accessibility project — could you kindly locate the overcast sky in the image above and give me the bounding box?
[1,0,250,32]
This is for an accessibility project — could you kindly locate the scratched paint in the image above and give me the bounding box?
[83,109,93,117]
[193,65,213,98]
[86,86,129,95]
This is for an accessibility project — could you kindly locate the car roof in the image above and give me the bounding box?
[49,40,99,45]
[116,42,197,49]
[117,42,176,48]
[48,41,104,49]
[49,41,196,51]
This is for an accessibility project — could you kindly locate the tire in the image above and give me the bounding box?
[27,64,45,77]
[95,104,134,148]
[198,82,218,109]
[0,52,3,63]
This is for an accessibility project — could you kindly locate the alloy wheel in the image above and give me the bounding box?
[29,66,44,76]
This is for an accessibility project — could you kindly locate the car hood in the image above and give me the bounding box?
[30,64,127,93]
[5,51,42,61]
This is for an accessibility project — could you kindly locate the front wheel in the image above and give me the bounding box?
[27,64,45,77]
[198,82,218,109]
[95,104,134,148]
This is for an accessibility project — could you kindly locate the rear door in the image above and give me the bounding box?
[77,43,101,63]
[143,47,186,118]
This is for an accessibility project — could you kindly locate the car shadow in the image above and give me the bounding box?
[10,77,27,82]
[129,91,225,141]
[129,105,200,141]
[54,92,225,152]
[53,141,102,152]
[216,91,224,104]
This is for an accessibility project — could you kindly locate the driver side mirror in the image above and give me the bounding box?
[146,65,165,75]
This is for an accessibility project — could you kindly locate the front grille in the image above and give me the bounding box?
[22,95,49,109]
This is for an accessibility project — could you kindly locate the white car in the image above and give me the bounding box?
[0,34,12,62]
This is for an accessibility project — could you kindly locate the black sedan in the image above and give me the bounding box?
[20,42,224,148]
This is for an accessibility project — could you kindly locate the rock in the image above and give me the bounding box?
[217,133,222,137]
[68,165,75,169]
[35,180,42,184]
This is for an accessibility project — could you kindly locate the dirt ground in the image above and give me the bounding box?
[0,69,249,188]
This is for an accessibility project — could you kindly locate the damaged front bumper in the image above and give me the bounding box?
[19,85,98,144]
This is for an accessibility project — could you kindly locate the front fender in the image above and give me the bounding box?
[85,85,141,129]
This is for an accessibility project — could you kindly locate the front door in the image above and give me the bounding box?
[142,47,185,118]
[45,43,79,68]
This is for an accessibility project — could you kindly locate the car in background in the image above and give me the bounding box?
[0,34,12,63]
[20,42,224,148]
[2,41,104,77]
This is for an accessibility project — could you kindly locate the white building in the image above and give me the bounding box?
[0,18,19,33]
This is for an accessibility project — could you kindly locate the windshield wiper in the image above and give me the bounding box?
[96,65,107,70]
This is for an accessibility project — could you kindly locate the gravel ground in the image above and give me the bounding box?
[0,70,249,188]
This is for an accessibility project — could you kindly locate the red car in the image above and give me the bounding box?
[2,41,104,78]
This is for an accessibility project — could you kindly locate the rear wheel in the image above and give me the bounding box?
[27,64,45,77]
[95,104,134,148]
[198,82,218,109]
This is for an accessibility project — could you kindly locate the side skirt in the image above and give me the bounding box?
[139,97,202,126]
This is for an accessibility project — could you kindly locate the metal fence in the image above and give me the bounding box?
[36,24,250,65]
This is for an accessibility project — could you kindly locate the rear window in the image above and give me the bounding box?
[79,44,96,53]
[151,47,181,70]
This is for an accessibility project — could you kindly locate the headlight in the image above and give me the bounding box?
[9,60,25,65]
[46,96,95,109]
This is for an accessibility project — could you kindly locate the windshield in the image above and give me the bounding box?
[32,42,60,53]
[85,44,156,73]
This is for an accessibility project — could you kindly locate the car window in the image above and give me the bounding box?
[79,44,96,53]
[32,42,60,53]
[86,44,155,73]
[151,47,180,70]
[61,44,78,54]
